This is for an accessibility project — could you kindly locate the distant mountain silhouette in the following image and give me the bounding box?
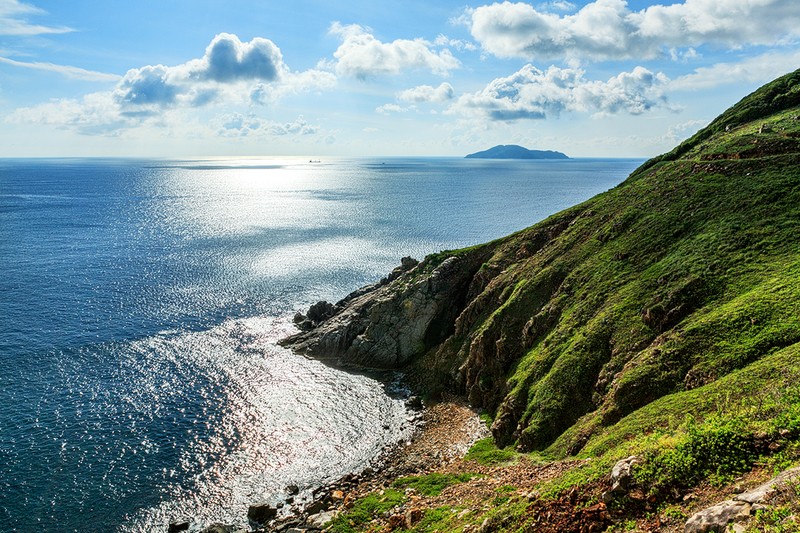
[465,145,569,159]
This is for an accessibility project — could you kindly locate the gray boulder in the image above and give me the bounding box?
[610,455,640,493]
[684,500,751,533]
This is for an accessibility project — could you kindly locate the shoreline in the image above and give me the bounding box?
[172,396,487,532]
[261,396,488,532]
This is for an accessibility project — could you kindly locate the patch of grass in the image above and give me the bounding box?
[464,437,518,465]
[327,489,406,533]
[606,519,638,532]
[394,506,469,533]
[392,472,480,496]
[467,497,531,533]
[660,505,687,521]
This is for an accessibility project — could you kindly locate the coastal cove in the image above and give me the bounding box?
[0,157,640,532]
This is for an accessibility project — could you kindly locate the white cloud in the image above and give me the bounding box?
[398,82,455,103]
[7,33,334,135]
[113,33,287,109]
[433,34,478,52]
[250,69,337,104]
[375,103,408,114]
[450,64,671,121]
[670,50,800,90]
[216,113,320,137]
[466,0,800,62]
[537,1,576,12]
[0,0,72,36]
[0,56,120,81]
[328,22,460,78]
[6,92,139,135]
[665,118,707,142]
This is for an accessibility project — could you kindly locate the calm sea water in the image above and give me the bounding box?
[0,156,642,531]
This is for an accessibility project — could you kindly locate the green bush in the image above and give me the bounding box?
[635,415,756,493]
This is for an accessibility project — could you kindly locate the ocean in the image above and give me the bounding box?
[0,156,642,531]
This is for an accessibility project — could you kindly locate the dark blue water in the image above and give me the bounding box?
[0,157,642,531]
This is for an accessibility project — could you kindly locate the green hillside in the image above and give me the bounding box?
[286,71,800,524]
[413,69,800,461]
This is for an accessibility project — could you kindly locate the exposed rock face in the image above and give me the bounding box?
[281,252,493,368]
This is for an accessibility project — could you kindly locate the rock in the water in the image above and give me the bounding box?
[610,455,640,493]
[168,521,190,533]
[684,500,751,533]
[406,395,423,410]
[305,498,328,515]
[247,502,279,524]
[286,483,300,495]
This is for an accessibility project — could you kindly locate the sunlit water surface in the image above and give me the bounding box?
[0,157,642,531]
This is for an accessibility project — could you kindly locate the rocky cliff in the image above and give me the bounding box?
[282,69,800,458]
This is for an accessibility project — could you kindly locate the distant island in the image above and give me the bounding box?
[465,144,569,159]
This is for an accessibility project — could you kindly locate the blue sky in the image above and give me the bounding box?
[1,0,799,157]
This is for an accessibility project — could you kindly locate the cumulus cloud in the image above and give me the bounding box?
[8,33,334,134]
[450,64,671,121]
[466,0,800,62]
[0,56,120,81]
[398,82,455,103]
[0,0,72,36]
[670,50,800,90]
[216,113,320,137]
[200,34,283,82]
[328,22,460,78]
[113,33,287,109]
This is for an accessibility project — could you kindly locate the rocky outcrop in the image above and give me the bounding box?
[684,467,800,533]
[281,251,494,368]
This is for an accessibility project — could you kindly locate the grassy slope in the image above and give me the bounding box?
[415,69,800,458]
